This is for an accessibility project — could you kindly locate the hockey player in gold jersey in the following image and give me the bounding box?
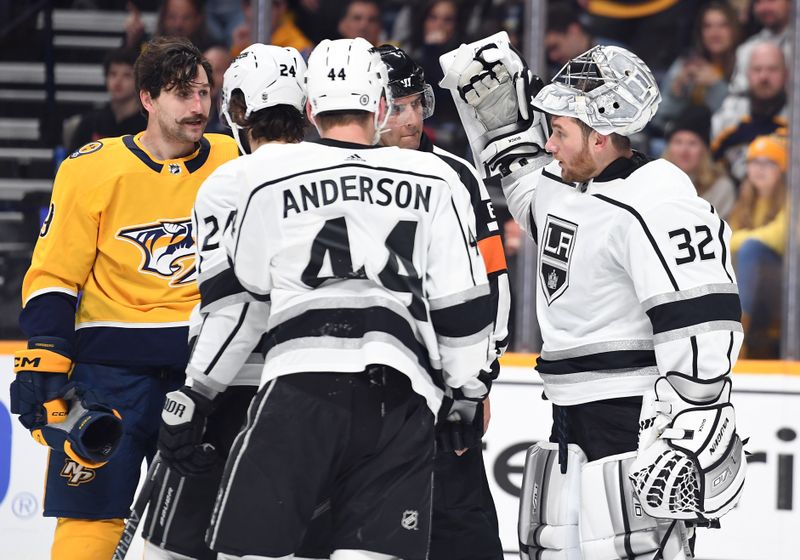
[9,36,237,559]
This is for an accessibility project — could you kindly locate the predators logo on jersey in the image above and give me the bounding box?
[60,460,96,486]
[117,218,197,286]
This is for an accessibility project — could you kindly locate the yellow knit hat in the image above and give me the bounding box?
[747,135,787,171]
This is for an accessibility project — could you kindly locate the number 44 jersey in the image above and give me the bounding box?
[197,139,495,414]
[504,154,743,406]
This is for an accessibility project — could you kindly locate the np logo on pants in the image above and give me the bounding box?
[539,214,578,305]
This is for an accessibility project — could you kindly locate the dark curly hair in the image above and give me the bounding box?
[134,36,213,108]
[228,90,306,144]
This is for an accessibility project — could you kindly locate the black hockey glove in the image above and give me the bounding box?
[436,399,485,454]
[158,386,219,476]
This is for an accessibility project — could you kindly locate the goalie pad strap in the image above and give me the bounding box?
[518,442,585,559]
[580,452,692,560]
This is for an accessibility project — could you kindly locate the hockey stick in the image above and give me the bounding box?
[112,452,165,560]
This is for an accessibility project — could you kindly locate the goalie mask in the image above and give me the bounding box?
[306,38,392,144]
[533,45,661,137]
[375,44,435,119]
[220,44,307,154]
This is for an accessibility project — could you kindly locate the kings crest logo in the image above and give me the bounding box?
[117,218,197,286]
[539,214,578,305]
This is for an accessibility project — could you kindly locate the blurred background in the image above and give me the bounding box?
[0,0,796,359]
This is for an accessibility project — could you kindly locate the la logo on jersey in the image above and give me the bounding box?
[539,214,578,305]
[60,460,96,486]
[117,218,197,286]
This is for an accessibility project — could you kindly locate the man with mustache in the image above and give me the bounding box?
[10,36,237,559]
[712,40,788,182]
[376,44,507,560]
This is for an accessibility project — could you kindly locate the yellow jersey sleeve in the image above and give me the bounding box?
[22,143,109,306]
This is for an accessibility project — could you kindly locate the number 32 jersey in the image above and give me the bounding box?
[197,139,494,413]
[504,155,743,405]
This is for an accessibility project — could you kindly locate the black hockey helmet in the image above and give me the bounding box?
[375,44,435,119]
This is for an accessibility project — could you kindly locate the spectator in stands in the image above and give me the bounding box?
[205,0,244,47]
[203,45,233,135]
[711,41,787,182]
[578,0,691,78]
[337,0,383,46]
[125,0,211,51]
[662,106,736,218]
[727,134,787,358]
[67,48,147,153]
[654,2,740,131]
[729,0,791,94]
[544,2,614,75]
[407,0,464,153]
[231,0,313,58]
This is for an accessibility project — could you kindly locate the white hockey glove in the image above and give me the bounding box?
[440,33,551,178]
[629,373,747,522]
[158,386,219,476]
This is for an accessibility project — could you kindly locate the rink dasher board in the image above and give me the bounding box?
[0,354,797,559]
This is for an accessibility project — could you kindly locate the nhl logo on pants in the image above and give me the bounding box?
[401,509,419,530]
[539,214,578,305]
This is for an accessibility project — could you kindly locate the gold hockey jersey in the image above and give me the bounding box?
[20,133,238,365]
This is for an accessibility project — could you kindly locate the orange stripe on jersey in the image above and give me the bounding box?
[478,235,507,274]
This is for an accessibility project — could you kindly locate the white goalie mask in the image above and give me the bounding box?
[306,38,392,144]
[533,45,661,137]
[220,44,307,154]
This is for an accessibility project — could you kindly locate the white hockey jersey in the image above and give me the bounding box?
[184,155,271,391]
[195,138,493,413]
[504,154,743,405]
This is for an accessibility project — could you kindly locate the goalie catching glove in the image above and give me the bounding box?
[629,372,746,522]
[158,385,219,476]
[439,32,551,178]
[11,337,123,468]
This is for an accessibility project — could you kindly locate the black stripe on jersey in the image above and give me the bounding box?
[450,198,477,286]
[541,168,576,187]
[711,205,734,283]
[123,135,163,172]
[536,350,656,375]
[236,162,465,256]
[691,336,699,378]
[725,332,734,375]
[592,194,680,291]
[199,266,247,308]
[529,206,538,244]
[204,303,250,375]
[645,293,741,334]
[185,137,211,173]
[263,306,444,388]
[430,293,492,338]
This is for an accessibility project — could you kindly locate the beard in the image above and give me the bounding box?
[559,141,597,183]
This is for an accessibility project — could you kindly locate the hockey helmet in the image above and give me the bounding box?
[375,44,435,119]
[220,43,307,153]
[532,45,661,137]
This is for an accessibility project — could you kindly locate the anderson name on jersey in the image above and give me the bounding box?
[195,139,495,413]
[504,154,742,405]
[20,133,238,366]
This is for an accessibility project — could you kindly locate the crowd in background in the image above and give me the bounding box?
[3,0,795,357]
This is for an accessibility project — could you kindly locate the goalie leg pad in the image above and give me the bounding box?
[580,452,693,560]
[518,442,586,560]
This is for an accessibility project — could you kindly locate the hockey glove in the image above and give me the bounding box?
[629,372,747,522]
[10,336,73,430]
[440,37,551,177]
[436,398,485,454]
[30,382,124,468]
[158,386,219,476]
